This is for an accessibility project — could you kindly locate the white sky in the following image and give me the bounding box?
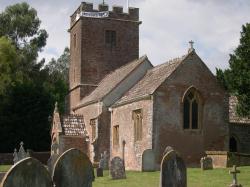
[1,0,250,73]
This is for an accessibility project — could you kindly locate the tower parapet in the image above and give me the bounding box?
[70,2,140,27]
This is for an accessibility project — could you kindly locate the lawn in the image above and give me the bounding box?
[0,165,11,172]
[1,165,249,186]
[93,167,250,187]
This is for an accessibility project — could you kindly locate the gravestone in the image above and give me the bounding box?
[13,142,29,164]
[110,157,126,180]
[200,157,213,170]
[142,149,155,171]
[96,167,103,177]
[1,157,53,187]
[103,151,109,170]
[160,149,187,187]
[229,165,242,187]
[52,148,94,187]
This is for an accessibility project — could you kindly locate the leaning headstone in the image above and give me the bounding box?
[52,148,94,187]
[229,165,242,187]
[110,157,126,180]
[1,157,53,187]
[200,157,213,170]
[160,149,187,187]
[96,167,103,177]
[142,149,155,171]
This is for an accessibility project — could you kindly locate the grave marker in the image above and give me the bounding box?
[1,157,53,187]
[200,157,213,170]
[160,149,187,187]
[52,148,94,187]
[142,149,155,171]
[110,157,126,180]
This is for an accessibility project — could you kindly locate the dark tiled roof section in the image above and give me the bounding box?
[62,114,86,136]
[115,55,187,105]
[229,96,250,124]
[76,55,149,107]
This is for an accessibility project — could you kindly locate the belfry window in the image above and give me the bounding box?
[105,30,116,48]
[132,109,143,141]
[183,88,201,129]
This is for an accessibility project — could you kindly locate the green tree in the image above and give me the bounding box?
[0,3,68,153]
[216,23,250,117]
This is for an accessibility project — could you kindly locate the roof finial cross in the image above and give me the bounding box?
[229,165,241,186]
[188,40,195,53]
[103,0,105,5]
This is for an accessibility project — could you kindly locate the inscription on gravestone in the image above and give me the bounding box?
[110,157,126,180]
[1,157,53,187]
[52,148,94,187]
[160,148,187,187]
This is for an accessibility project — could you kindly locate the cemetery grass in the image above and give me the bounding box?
[93,167,250,187]
[0,165,11,172]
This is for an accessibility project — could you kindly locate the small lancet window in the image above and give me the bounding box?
[132,109,143,141]
[183,88,201,130]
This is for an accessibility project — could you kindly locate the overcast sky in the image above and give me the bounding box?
[1,0,250,73]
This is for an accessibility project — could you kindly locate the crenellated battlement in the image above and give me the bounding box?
[70,2,139,27]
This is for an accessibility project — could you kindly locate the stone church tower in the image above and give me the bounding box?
[68,2,140,111]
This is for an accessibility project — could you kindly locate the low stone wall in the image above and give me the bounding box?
[206,151,250,168]
[0,151,50,165]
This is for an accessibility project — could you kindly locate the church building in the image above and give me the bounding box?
[50,2,250,171]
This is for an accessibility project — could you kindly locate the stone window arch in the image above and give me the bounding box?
[182,86,202,130]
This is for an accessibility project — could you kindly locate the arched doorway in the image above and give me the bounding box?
[229,137,238,152]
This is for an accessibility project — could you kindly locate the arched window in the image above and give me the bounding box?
[183,87,201,129]
[229,137,238,152]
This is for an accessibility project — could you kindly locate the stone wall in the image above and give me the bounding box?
[206,151,250,168]
[153,52,229,168]
[0,152,50,165]
[59,136,88,156]
[74,102,111,162]
[111,98,153,171]
[229,123,250,154]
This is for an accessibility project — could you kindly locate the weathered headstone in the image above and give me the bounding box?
[13,142,30,164]
[13,149,18,164]
[103,151,109,170]
[229,165,242,187]
[96,167,103,177]
[1,157,53,187]
[200,157,213,170]
[52,148,94,187]
[110,157,126,179]
[160,149,187,187]
[142,149,155,171]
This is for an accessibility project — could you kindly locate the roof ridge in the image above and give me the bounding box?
[96,55,148,86]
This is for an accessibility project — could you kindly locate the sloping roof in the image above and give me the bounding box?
[61,115,86,136]
[114,53,188,105]
[229,96,250,124]
[75,55,149,108]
